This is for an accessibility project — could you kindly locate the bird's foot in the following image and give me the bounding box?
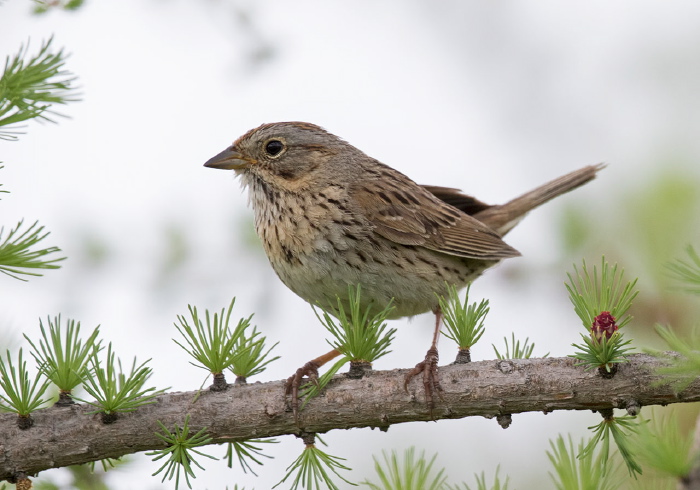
[404,346,444,412]
[285,360,321,419]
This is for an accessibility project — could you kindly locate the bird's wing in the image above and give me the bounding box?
[351,174,520,260]
[421,185,493,216]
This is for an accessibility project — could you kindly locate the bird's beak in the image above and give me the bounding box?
[203,147,255,170]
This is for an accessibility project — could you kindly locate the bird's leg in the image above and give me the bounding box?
[404,308,445,411]
[285,349,341,418]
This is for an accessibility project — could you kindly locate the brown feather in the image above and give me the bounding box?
[421,185,493,216]
[351,173,521,261]
[473,164,605,234]
[424,164,605,236]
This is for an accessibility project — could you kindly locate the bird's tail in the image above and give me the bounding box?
[474,163,605,235]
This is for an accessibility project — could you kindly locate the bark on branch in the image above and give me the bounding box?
[1,353,697,481]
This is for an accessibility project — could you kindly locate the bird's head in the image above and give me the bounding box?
[204,121,365,191]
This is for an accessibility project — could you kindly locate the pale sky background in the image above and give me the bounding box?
[3,1,700,489]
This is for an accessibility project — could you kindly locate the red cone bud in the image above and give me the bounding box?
[591,311,618,341]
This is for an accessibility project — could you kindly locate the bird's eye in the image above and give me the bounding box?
[264,140,284,157]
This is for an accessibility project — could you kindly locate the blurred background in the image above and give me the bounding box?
[2,0,700,488]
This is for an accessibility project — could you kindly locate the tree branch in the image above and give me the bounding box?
[1,353,697,480]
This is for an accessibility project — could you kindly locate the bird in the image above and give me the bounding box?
[204,121,603,412]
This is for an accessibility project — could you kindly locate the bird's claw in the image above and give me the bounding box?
[404,346,444,412]
[285,360,320,419]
